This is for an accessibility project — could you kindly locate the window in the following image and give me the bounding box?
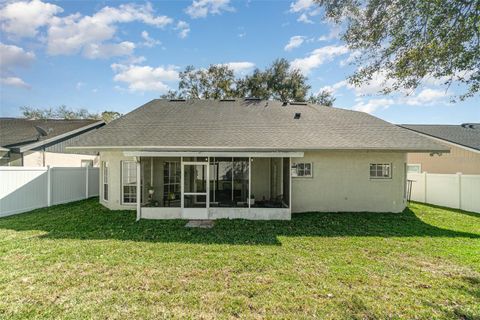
[407,164,421,173]
[291,162,313,177]
[122,160,137,204]
[81,160,94,167]
[370,163,392,179]
[102,161,108,201]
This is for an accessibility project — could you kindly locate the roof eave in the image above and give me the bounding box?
[13,120,105,153]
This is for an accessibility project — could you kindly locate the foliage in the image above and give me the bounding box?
[0,199,479,319]
[167,59,311,102]
[100,111,122,123]
[316,0,480,100]
[178,64,236,99]
[20,106,122,123]
[308,89,336,106]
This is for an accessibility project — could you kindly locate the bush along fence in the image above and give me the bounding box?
[0,166,99,217]
[407,172,480,213]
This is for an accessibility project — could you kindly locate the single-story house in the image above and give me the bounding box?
[0,118,105,167]
[400,124,480,174]
[69,99,448,220]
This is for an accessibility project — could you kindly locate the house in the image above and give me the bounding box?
[68,99,448,220]
[400,124,480,174]
[0,118,105,167]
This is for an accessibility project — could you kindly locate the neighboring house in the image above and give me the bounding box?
[69,99,447,220]
[400,124,480,174]
[0,118,105,167]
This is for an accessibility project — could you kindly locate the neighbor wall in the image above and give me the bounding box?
[291,151,407,213]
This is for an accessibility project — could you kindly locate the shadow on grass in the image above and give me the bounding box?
[410,201,480,220]
[0,198,479,245]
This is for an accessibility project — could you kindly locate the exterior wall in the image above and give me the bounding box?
[141,207,290,220]
[407,142,480,174]
[99,151,136,210]
[0,152,22,166]
[22,150,98,167]
[291,151,407,213]
[101,150,407,216]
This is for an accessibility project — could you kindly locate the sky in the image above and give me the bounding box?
[0,0,478,124]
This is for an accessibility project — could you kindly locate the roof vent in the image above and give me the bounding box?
[282,101,288,106]
[169,99,186,102]
[461,123,476,129]
[290,101,308,105]
[220,99,236,102]
[244,97,261,101]
[294,112,301,119]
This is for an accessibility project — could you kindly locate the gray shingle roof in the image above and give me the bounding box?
[70,99,448,152]
[400,124,480,151]
[0,118,103,149]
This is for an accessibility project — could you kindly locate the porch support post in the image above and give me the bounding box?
[248,157,251,209]
[136,158,141,221]
[289,157,292,213]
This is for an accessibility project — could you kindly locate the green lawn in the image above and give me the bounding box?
[0,199,479,319]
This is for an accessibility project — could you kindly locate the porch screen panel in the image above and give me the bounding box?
[121,160,137,204]
[213,157,233,206]
[233,157,249,206]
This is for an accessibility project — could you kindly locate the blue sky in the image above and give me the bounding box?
[0,0,478,124]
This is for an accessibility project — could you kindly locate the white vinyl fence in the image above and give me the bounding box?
[408,172,480,213]
[0,166,99,217]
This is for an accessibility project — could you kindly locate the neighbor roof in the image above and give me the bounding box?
[0,118,104,152]
[400,124,480,151]
[69,99,448,152]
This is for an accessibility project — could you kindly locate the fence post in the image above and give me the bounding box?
[423,171,427,203]
[457,172,462,210]
[47,166,52,207]
[85,165,89,199]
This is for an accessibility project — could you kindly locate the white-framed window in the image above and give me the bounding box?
[81,160,94,167]
[121,160,137,204]
[291,162,313,177]
[102,161,108,201]
[370,163,392,179]
[407,164,421,173]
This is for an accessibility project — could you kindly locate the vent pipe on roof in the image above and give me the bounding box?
[169,99,186,102]
[294,113,301,119]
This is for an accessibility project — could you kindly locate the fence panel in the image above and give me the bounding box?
[0,167,48,217]
[460,175,480,213]
[408,172,479,213]
[0,166,99,217]
[51,167,87,205]
[88,167,99,197]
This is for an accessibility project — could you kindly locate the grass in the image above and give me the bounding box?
[0,199,479,319]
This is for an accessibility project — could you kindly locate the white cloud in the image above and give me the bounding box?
[219,61,255,76]
[290,45,348,74]
[318,25,341,41]
[46,3,172,58]
[0,43,35,70]
[0,43,35,89]
[403,88,450,106]
[175,21,190,38]
[284,36,305,51]
[352,98,395,114]
[111,63,179,92]
[185,0,234,19]
[0,0,62,38]
[290,0,314,13]
[0,76,30,89]
[290,0,321,24]
[83,41,135,59]
[318,80,348,94]
[140,31,160,47]
[76,81,85,90]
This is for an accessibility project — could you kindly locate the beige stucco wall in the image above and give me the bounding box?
[291,151,407,213]
[100,150,407,214]
[407,143,480,174]
[22,151,98,167]
[99,151,136,210]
